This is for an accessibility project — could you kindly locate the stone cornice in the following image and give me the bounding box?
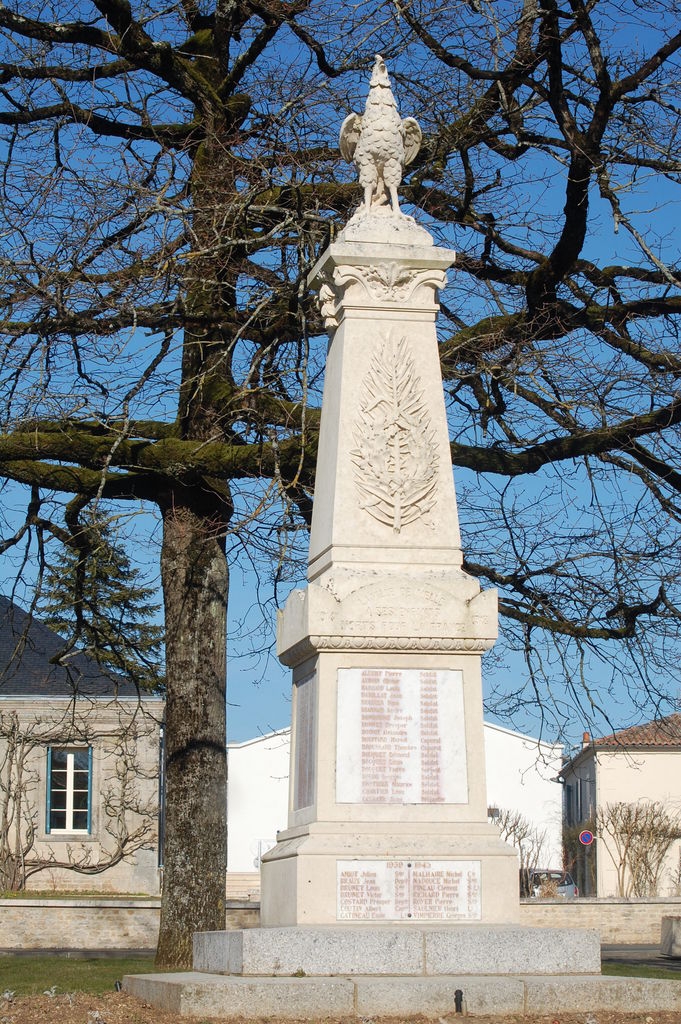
[280,633,495,666]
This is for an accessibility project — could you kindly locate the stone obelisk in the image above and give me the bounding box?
[260,55,519,927]
[128,59,607,1016]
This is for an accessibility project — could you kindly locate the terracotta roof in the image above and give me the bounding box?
[594,714,681,748]
[0,594,139,698]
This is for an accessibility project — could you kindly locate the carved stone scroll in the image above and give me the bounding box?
[317,278,340,331]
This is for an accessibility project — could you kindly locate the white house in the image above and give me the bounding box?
[226,728,290,897]
[226,721,563,897]
[484,721,564,868]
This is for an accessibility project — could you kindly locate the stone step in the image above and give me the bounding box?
[193,925,601,976]
[123,971,681,1018]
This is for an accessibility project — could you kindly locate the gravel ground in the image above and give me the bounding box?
[1,996,681,1024]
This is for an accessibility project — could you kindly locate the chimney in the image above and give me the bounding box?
[582,731,591,748]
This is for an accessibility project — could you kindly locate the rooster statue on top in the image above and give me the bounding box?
[340,55,422,215]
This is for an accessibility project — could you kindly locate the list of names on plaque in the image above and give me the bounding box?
[337,864,393,920]
[420,671,442,802]
[337,859,481,921]
[336,668,467,804]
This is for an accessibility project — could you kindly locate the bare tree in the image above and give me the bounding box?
[491,806,547,895]
[0,713,33,891]
[671,849,681,897]
[0,0,680,963]
[597,801,681,896]
[0,705,159,892]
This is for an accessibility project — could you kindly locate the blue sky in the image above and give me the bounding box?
[1,6,679,754]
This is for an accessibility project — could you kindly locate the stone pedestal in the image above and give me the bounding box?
[259,216,519,927]
[193,925,601,975]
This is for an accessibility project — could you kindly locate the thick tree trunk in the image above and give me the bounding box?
[154,93,240,967]
[156,493,229,968]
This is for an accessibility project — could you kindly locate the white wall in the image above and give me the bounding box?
[227,729,290,872]
[484,721,564,868]
[226,722,563,873]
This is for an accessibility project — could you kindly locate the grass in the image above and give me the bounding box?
[0,954,157,996]
[1,953,678,998]
[602,961,681,981]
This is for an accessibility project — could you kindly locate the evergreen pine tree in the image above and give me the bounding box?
[38,511,164,691]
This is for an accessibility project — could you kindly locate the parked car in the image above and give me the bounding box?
[526,869,579,898]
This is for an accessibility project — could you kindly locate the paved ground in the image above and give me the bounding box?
[602,944,681,971]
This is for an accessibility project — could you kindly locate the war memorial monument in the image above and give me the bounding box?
[125,58,681,1018]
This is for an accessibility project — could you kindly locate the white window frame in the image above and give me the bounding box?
[46,747,92,834]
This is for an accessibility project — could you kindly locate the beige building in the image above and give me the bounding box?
[562,715,681,897]
[0,595,163,894]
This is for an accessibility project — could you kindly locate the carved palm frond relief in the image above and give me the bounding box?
[351,333,439,532]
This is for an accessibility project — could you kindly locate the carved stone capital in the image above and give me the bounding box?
[336,262,447,303]
[309,242,456,331]
[315,261,448,331]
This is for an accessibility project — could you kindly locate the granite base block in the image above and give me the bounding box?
[193,925,601,977]
[424,926,600,975]
[354,976,526,1016]
[123,972,356,1018]
[524,975,681,1013]
[124,973,681,1018]
[194,927,422,976]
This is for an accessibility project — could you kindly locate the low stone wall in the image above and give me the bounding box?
[2,897,680,950]
[0,898,259,951]
[520,897,681,943]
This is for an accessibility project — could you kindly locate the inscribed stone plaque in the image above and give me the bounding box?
[293,673,316,810]
[336,668,467,804]
[337,859,481,921]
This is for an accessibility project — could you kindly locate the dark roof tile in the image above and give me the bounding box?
[0,594,139,698]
